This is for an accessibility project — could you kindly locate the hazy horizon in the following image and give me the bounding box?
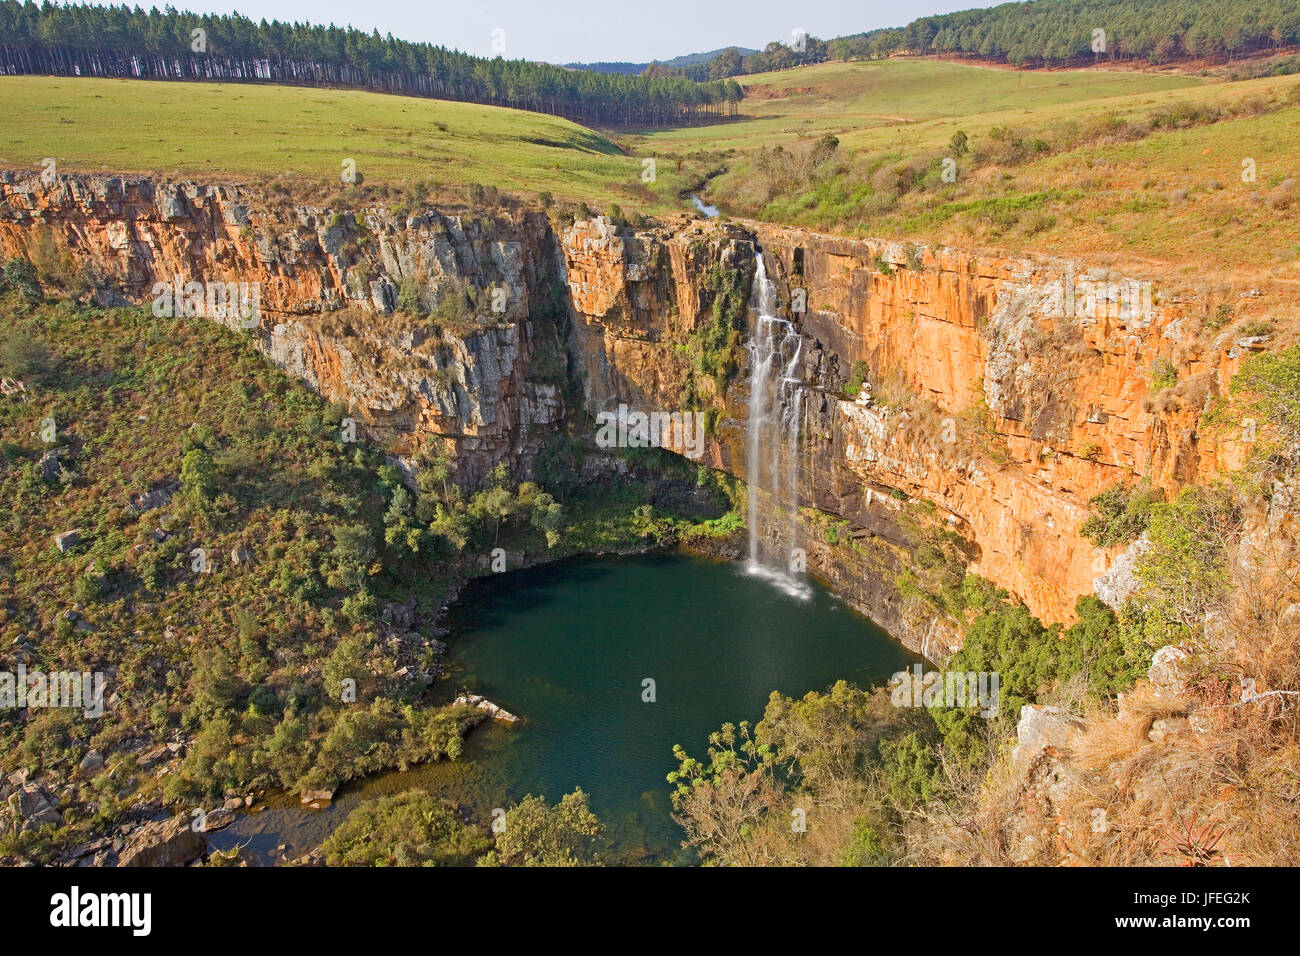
[99,0,983,65]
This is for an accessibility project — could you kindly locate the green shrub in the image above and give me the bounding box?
[1150,357,1178,392]
[843,360,870,397]
[486,789,605,867]
[1079,482,1162,548]
[2,258,43,304]
[1230,344,1300,456]
[321,790,490,866]
[1131,484,1240,645]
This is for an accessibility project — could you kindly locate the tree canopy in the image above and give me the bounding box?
[0,1,743,126]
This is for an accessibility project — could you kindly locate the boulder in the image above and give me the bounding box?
[300,788,335,808]
[200,807,237,832]
[453,693,519,723]
[229,545,254,566]
[39,450,60,481]
[1093,533,1151,610]
[53,529,83,553]
[8,783,62,832]
[79,750,105,775]
[1148,645,1190,698]
[117,815,206,867]
[1012,704,1085,767]
[127,484,176,515]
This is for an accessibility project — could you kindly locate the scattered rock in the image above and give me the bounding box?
[79,750,105,775]
[53,529,83,553]
[300,788,335,808]
[1012,704,1085,767]
[57,837,112,865]
[453,694,520,723]
[126,483,178,515]
[39,450,60,481]
[229,545,254,566]
[7,783,63,832]
[381,601,414,631]
[200,807,237,832]
[118,815,206,867]
[1148,645,1190,699]
[138,744,172,769]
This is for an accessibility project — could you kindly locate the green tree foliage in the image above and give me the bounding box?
[1230,344,1300,461]
[830,0,1300,67]
[1,258,42,304]
[529,490,565,548]
[321,790,491,866]
[841,816,889,866]
[0,1,742,127]
[325,523,375,594]
[1130,484,1242,644]
[179,448,218,504]
[934,593,1143,767]
[878,731,942,810]
[755,681,888,792]
[468,478,516,542]
[486,789,606,866]
[1079,482,1163,548]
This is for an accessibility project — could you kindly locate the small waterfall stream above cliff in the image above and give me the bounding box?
[745,251,810,600]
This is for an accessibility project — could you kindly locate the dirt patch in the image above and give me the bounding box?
[743,84,816,100]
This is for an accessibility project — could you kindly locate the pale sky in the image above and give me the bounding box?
[178,0,979,64]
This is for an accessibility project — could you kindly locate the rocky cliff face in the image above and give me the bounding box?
[746,225,1273,629]
[0,172,566,487]
[1,170,1278,657]
[557,217,1275,651]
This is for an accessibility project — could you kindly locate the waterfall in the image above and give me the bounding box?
[744,251,810,600]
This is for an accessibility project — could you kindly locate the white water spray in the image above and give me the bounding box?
[744,251,810,600]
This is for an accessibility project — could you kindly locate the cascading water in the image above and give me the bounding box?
[744,251,811,600]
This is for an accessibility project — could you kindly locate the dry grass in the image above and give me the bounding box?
[904,483,1300,866]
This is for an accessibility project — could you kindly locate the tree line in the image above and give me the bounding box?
[0,1,743,127]
[665,0,1300,80]
[827,0,1300,68]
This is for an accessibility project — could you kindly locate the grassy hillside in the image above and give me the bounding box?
[0,288,733,862]
[631,59,1201,151]
[625,60,1300,275]
[3,59,1297,273]
[0,76,685,215]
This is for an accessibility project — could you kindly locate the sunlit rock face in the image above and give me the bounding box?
[0,170,1272,656]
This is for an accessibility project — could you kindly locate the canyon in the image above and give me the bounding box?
[0,169,1280,657]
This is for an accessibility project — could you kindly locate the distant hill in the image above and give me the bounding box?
[579,0,1300,82]
[833,0,1300,67]
[0,0,742,128]
[567,47,758,75]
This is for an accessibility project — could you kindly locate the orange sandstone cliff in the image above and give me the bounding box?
[1,170,1283,657]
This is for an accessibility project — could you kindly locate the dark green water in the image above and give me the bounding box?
[213,552,917,864]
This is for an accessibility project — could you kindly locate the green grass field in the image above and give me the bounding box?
[0,76,683,213]
[625,59,1202,152]
[621,61,1298,275]
[2,61,1298,273]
